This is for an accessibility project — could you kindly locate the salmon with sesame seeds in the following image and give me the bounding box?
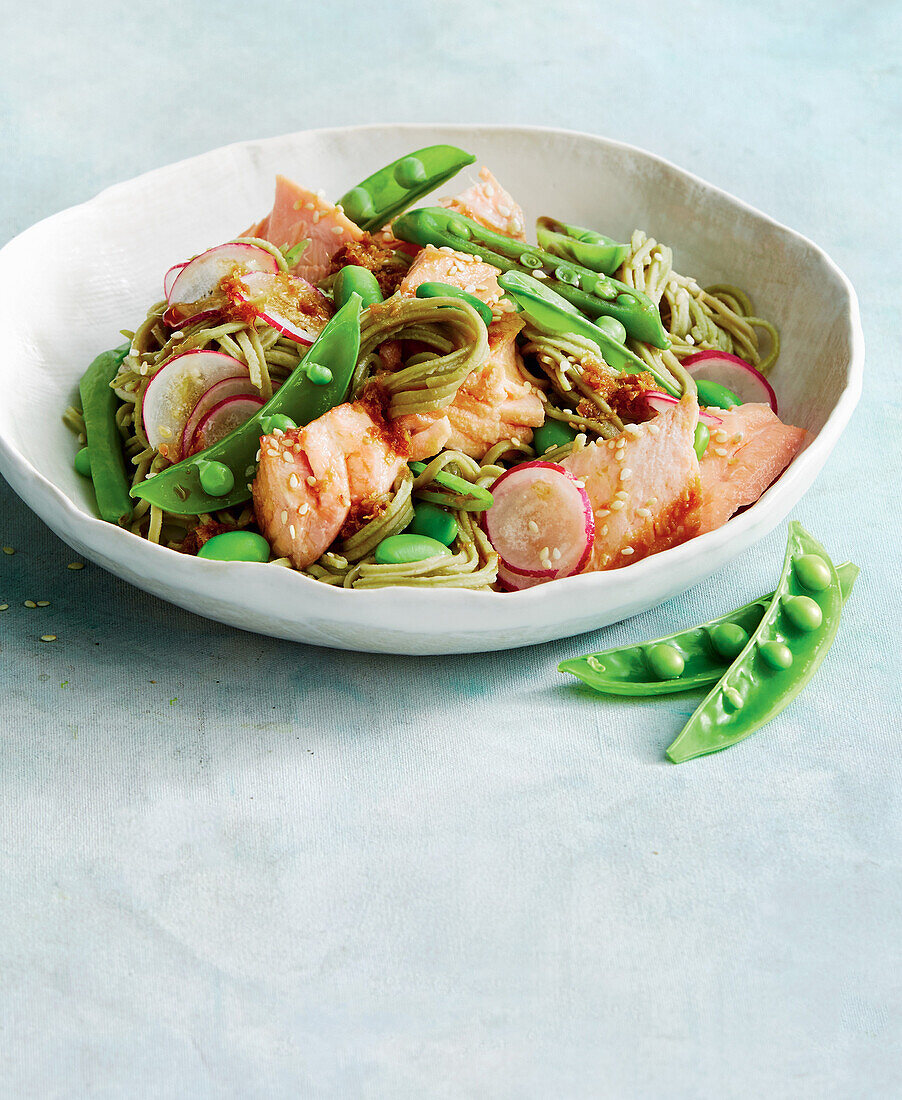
[439,166,527,241]
[692,403,808,533]
[562,394,701,570]
[252,402,407,569]
[248,175,365,286]
[398,244,505,308]
[393,313,545,461]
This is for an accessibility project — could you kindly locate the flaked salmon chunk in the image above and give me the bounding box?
[562,395,701,570]
[440,166,527,241]
[693,404,808,533]
[246,175,365,285]
[394,314,544,461]
[253,402,406,569]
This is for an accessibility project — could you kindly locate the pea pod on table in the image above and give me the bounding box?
[337,145,476,233]
[559,560,858,697]
[78,342,133,525]
[392,206,670,348]
[666,523,849,762]
[130,294,363,515]
[535,217,630,276]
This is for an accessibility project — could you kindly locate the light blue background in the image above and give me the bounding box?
[2,2,900,1097]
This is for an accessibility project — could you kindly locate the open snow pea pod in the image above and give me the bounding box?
[334,265,384,311]
[337,146,476,233]
[536,217,630,275]
[559,560,858,697]
[666,523,850,763]
[130,294,363,515]
[392,207,669,348]
[79,342,133,525]
[498,271,680,396]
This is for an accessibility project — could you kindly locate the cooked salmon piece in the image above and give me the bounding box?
[394,313,544,461]
[693,404,808,533]
[562,395,701,570]
[440,166,527,241]
[253,402,406,569]
[398,244,505,309]
[247,175,365,286]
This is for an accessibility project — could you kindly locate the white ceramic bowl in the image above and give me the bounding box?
[0,124,862,654]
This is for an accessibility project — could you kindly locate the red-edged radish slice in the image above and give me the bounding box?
[643,390,723,427]
[141,350,249,461]
[162,304,219,330]
[167,242,280,325]
[227,271,331,345]
[482,461,594,579]
[181,375,257,458]
[163,261,188,301]
[681,350,778,414]
[496,562,550,591]
[191,394,265,453]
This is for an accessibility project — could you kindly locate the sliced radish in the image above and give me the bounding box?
[161,304,220,330]
[181,375,257,458]
[681,350,778,414]
[141,350,249,461]
[482,461,594,579]
[163,261,188,301]
[496,562,550,591]
[643,390,723,426]
[227,271,331,345]
[167,242,280,325]
[191,394,265,453]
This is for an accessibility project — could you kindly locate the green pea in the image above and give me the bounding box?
[695,379,741,410]
[260,413,297,435]
[594,315,627,344]
[646,643,685,680]
[341,186,375,223]
[693,422,710,460]
[783,594,823,632]
[393,156,427,189]
[334,265,384,311]
[407,502,459,546]
[306,363,333,386]
[793,553,831,592]
[447,216,471,239]
[197,530,271,562]
[709,622,749,660]
[533,418,578,455]
[414,282,493,326]
[74,447,92,477]
[374,533,453,565]
[759,640,793,670]
[195,460,235,497]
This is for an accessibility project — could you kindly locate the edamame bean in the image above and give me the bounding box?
[533,419,579,455]
[374,533,453,565]
[407,503,459,546]
[334,265,384,311]
[198,530,271,562]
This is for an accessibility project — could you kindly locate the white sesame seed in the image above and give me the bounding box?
[600,524,609,536]
[255,449,261,461]
[289,473,300,489]
[614,490,629,500]
[528,520,539,533]
[552,548,562,561]
[498,205,511,217]
[299,503,310,515]
[312,211,321,224]
[280,510,288,524]
[595,508,610,517]
[648,423,660,435]
[713,430,728,443]
[306,476,317,487]
[610,500,626,511]
[624,424,641,437]
[684,334,695,345]
[331,226,344,236]
[637,507,651,517]
[305,201,315,210]
[715,447,729,457]
[620,468,632,481]
[531,270,548,279]
[621,547,634,556]
[288,525,296,539]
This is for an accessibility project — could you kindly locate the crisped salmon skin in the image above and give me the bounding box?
[248,175,364,285]
[693,404,807,532]
[253,402,406,569]
[562,395,701,570]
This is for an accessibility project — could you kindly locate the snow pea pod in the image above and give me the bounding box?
[334,265,384,311]
[409,460,493,512]
[536,217,630,276]
[392,207,670,348]
[415,281,493,326]
[559,560,857,697]
[666,523,849,762]
[498,271,679,396]
[130,294,363,515]
[337,145,476,233]
[79,342,133,525]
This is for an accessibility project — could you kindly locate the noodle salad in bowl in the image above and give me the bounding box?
[65,144,806,593]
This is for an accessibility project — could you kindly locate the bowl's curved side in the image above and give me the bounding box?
[0,124,863,654]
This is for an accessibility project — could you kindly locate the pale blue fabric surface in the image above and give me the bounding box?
[1,2,900,1097]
